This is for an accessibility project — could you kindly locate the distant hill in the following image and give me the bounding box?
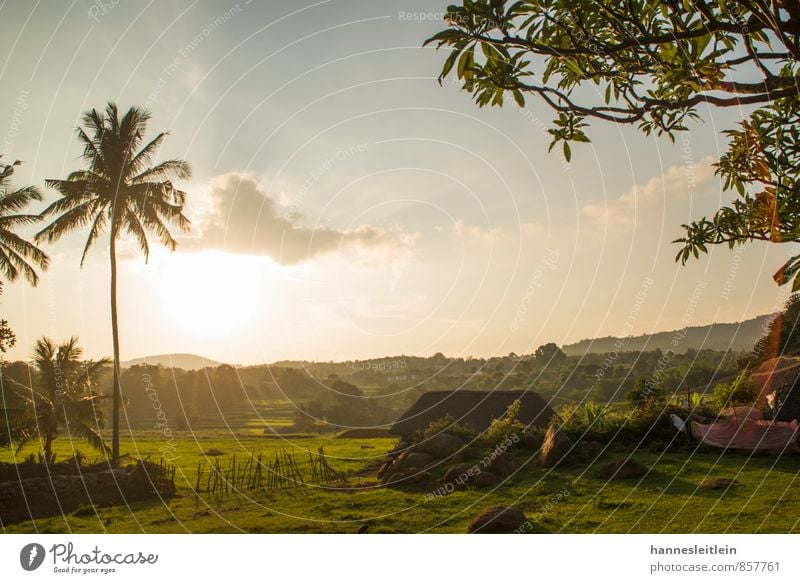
[562,314,774,355]
[122,353,224,370]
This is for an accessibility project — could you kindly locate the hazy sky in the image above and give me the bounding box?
[0,0,793,364]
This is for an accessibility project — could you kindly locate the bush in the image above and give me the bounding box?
[419,415,476,443]
[562,401,690,448]
[711,369,757,411]
[483,399,524,447]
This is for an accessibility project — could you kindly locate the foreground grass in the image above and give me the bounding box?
[2,433,800,533]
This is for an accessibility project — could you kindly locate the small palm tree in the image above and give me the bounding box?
[1,336,110,463]
[0,157,49,284]
[36,103,191,464]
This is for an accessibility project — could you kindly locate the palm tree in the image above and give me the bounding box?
[36,103,191,464]
[0,336,110,463]
[0,157,49,284]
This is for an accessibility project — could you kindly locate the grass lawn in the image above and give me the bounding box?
[2,432,799,534]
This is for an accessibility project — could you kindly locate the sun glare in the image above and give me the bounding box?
[157,251,264,335]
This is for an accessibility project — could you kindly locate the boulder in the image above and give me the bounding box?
[700,477,738,490]
[522,431,544,451]
[376,461,393,480]
[473,471,501,487]
[443,463,472,487]
[538,425,572,468]
[599,458,648,480]
[488,452,511,477]
[382,468,423,486]
[468,506,528,533]
[400,452,436,471]
[419,433,463,459]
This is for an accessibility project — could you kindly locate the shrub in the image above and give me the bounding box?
[420,415,476,443]
[711,369,757,411]
[483,399,524,447]
[563,401,689,447]
[583,402,609,428]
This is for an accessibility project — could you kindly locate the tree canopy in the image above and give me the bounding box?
[426,0,800,287]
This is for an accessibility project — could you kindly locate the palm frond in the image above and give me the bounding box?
[0,186,43,214]
[0,245,40,285]
[121,206,150,260]
[76,127,105,171]
[39,187,94,214]
[67,420,110,454]
[35,200,100,243]
[0,229,50,270]
[0,213,46,228]
[80,203,108,266]
[126,132,166,179]
[131,159,191,184]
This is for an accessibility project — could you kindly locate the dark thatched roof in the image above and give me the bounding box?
[389,390,555,435]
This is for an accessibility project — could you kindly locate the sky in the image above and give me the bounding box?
[0,0,794,365]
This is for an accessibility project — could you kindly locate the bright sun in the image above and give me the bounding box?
[156,251,265,335]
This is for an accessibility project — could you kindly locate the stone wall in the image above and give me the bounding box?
[0,462,175,525]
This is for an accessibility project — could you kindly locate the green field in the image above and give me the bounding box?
[3,431,800,534]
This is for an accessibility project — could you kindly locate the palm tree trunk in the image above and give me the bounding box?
[110,231,122,465]
[44,432,52,464]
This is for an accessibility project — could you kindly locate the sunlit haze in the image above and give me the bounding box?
[0,0,791,364]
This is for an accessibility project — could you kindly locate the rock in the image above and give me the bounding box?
[700,478,738,490]
[376,461,393,480]
[538,425,572,468]
[599,458,648,480]
[488,452,511,477]
[583,440,604,454]
[443,463,472,486]
[572,440,604,464]
[392,449,411,470]
[522,431,544,451]
[400,452,436,470]
[419,433,463,459]
[382,468,423,486]
[473,471,501,487]
[468,506,528,533]
[203,449,225,456]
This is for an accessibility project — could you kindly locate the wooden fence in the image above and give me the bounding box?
[194,447,345,502]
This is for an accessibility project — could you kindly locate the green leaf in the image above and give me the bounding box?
[457,45,475,78]
[562,141,571,162]
[439,50,460,82]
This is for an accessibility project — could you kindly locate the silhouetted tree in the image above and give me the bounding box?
[0,157,49,285]
[36,103,191,464]
[534,342,566,362]
[0,337,109,462]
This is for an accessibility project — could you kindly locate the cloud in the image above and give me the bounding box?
[185,173,415,265]
[582,158,717,228]
[522,222,546,236]
[437,219,502,243]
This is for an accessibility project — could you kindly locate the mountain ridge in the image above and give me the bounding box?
[561,313,774,355]
[123,314,776,368]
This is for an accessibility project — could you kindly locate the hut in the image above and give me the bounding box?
[389,390,555,437]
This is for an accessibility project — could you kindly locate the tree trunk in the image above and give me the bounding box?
[43,429,52,465]
[110,231,122,465]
